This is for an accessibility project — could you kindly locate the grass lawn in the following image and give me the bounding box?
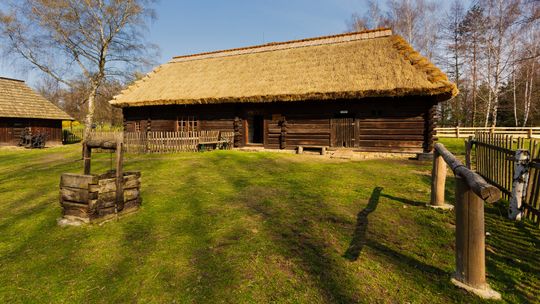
[0,139,538,303]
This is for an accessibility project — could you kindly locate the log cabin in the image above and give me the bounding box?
[0,77,73,146]
[110,28,458,156]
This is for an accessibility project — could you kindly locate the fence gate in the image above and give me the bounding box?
[332,118,355,148]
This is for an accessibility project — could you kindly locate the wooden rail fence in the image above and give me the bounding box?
[430,143,501,300]
[436,127,540,138]
[469,133,540,225]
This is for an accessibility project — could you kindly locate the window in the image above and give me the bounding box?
[177,116,198,132]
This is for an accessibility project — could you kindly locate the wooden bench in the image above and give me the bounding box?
[297,145,327,155]
[198,140,229,151]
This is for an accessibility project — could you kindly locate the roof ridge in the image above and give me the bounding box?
[0,76,25,82]
[171,28,392,63]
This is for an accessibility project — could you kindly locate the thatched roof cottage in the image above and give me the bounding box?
[111,28,457,155]
[0,77,73,145]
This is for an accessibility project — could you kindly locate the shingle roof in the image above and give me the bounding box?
[0,77,73,120]
[110,28,458,108]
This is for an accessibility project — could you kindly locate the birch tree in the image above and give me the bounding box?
[0,0,157,139]
[348,0,440,59]
[481,0,521,127]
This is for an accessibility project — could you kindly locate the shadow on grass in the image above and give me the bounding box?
[343,187,382,261]
[380,193,426,207]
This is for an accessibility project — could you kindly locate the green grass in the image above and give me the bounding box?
[0,140,538,303]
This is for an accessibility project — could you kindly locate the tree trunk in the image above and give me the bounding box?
[513,64,518,127]
[83,83,99,142]
[522,59,535,127]
[472,42,477,127]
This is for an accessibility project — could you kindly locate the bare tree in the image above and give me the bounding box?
[348,0,440,59]
[459,5,486,126]
[480,0,521,127]
[441,0,466,126]
[0,0,157,138]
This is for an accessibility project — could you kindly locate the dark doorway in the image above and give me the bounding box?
[247,115,264,144]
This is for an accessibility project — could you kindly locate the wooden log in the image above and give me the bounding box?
[430,150,447,206]
[61,201,89,217]
[434,143,501,203]
[61,173,98,189]
[85,139,118,149]
[60,187,98,203]
[98,189,140,204]
[124,197,142,210]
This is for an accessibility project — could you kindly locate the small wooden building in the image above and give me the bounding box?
[0,77,73,146]
[111,28,457,154]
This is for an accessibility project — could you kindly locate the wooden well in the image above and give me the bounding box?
[59,134,142,225]
[59,171,141,224]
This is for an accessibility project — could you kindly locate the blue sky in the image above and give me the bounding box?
[0,0,369,85]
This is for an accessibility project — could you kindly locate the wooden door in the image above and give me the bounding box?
[332,118,355,148]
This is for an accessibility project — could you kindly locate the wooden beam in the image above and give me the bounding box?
[434,143,501,203]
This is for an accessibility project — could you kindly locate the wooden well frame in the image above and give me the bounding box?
[59,136,141,224]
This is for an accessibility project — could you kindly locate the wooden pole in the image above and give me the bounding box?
[452,176,501,299]
[83,142,91,175]
[115,140,124,212]
[430,149,447,207]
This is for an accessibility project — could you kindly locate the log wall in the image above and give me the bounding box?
[0,118,64,145]
[122,97,438,153]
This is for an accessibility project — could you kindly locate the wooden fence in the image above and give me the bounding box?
[436,127,540,138]
[113,131,234,153]
[469,133,540,225]
[430,143,501,299]
[62,129,84,144]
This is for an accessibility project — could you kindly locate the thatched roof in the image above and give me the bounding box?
[0,77,73,120]
[111,28,458,108]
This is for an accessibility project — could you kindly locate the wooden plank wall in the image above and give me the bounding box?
[356,115,425,152]
[122,98,437,153]
[286,118,331,147]
[0,118,63,145]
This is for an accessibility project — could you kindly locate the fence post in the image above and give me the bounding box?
[451,176,501,300]
[430,150,453,209]
[528,128,533,139]
[509,149,530,221]
[456,126,460,138]
[465,136,473,169]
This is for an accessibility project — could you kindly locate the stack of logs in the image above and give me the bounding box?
[60,171,142,223]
